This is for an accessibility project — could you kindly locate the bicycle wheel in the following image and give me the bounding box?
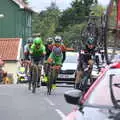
[32,64,38,93]
[28,65,32,90]
[103,0,120,64]
[47,67,53,95]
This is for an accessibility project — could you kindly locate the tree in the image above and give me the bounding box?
[32,2,61,41]
[71,0,98,16]
[59,0,98,29]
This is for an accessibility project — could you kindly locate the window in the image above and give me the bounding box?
[86,69,120,107]
[27,14,31,27]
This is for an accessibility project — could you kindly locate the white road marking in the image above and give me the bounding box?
[55,109,66,119]
[45,98,55,106]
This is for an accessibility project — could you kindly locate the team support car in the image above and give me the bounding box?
[63,62,120,120]
[57,52,78,84]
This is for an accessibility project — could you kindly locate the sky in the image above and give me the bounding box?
[29,0,110,12]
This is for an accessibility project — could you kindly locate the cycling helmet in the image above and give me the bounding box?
[86,37,94,45]
[34,37,42,45]
[54,36,62,43]
[46,37,53,44]
[86,37,95,49]
[52,47,62,56]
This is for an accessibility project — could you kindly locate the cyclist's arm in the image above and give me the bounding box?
[29,44,34,55]
[47,53,54,64]
[65,47,74,51]
[62,51,66,63]
[41,45,46,55]
[61,44,74,51]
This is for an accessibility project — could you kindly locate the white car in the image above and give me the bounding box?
[64,62,120,120]
[57,52,78,84]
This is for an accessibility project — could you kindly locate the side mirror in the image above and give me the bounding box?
[64,89,83,105]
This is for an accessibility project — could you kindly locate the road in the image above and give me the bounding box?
[0,84,75,120]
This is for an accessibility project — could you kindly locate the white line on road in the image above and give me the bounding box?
[55,109,66,119]
[45,98,55,106]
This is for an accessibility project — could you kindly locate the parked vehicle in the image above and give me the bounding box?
[57,52,78,84]
[64,62,120,120]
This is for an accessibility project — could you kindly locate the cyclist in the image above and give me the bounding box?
[75,37,95,89]
[47,46,63,89]
[43,37,54,81]
[45,37,54,60]
[48,35,74,63]
[24,38,33,60]
[29,37,46,87]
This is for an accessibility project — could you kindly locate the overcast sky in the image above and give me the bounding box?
[29,0,110,12]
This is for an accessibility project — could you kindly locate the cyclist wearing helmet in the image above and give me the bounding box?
[30,37,46,87]
[30,37,46,62]
[47,46,63,65]
[45,37,53,60]
[24,38,33,60]
[47,46,63,88]
[48,35,74,63]
[75,36,95,89]
[30,37,46,57]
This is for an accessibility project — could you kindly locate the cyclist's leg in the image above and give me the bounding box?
[75,70,83,89]
[87,59,94,84]
[52,68,60,89]
[37,64,42,87]
[36,56,45,87]
[101,53,104,63]
[75,55,84,89]
[95,55,100,72]
[29,56,35,81]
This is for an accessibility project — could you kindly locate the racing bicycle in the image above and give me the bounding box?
[102,0,120,64]
[28,56,43,93]
[46,63,61,95]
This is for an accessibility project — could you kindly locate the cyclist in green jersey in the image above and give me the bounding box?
[47,46,63,89]
[29,37,46,87]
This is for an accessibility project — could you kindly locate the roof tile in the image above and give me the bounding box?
[0,38,20,60]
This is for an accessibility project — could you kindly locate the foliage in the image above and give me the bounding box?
[32,0,105,47]
[32,2,61,42]
[59,0,98,29]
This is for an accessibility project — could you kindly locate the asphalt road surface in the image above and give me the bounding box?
[0,84,75,120]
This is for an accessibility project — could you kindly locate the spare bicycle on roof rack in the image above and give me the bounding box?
[102,0,120,64]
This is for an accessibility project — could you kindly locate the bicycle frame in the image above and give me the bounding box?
[28,56,43,93]
[47,64,61,95]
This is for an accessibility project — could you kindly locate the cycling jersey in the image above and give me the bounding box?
[47,52,63,66]
[24,44,30,54]
[48,43,66,52]
[77,46,95,71]
[45,44,51,60]
[24,44,31,60]
[48,43,74,63]
[30,43,46,56]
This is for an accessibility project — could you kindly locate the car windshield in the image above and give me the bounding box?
[86,68,120,107]
[64,52,78,63]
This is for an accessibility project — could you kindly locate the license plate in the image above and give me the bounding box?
[58,74,74,78]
